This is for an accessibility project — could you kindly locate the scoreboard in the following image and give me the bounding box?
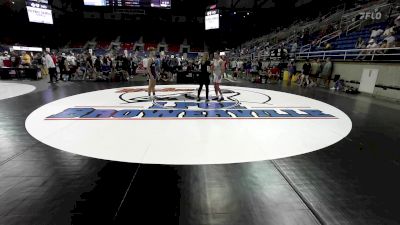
[26,0,53,24]
[84,0,171,8]
[205,5,219,30]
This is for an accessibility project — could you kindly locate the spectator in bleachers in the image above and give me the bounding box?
[383,31,396,48]
[377,40,390,54]
[355,37,366,49]
[366,38,379,48]
[383,25,395,37]
[370,28,384,39]
[324,42,332,50]
[356,39,379,60]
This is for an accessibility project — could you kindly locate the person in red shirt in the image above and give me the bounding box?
[51,52,57,65]
[267,65,280,83]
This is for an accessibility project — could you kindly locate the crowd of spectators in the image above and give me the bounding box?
[355,16,400,59]
[236,11,400,63]
[0,49,229,84]
[226,57,334,88]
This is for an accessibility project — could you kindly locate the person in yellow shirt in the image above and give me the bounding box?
[21,51,31,66]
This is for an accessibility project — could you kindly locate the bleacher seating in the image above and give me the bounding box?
[167,44,180,53]
[235,0,398,61]
[97,41,110,49]
[121,43,134,50]
[94,49,107,56]
[144,42,158,51]
[70,41,85,48]
[332,22,388,50]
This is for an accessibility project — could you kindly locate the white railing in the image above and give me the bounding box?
[319,30,343,47]
[286,34,297,44]
[240,0,395,53]
[300,44,311,53]
[296,47,400,61]
[345,19,366,35]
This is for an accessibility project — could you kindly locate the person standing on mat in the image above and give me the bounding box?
[212,52,225,102]
[197,52,211,102]
[44,51,57,83]
[300,59,311,87]
[146,47,158,99]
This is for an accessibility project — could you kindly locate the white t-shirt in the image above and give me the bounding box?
[370,29,383,38]
[367,43,379,49]
[237,61,243,69]
[384,36,396,46]
[383,27,394,36]
[142,58,149,68]
[44,54,55,68]
[231,60,237,68]
[67,56,76,66]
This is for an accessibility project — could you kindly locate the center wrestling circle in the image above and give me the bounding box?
[25,85,352,165]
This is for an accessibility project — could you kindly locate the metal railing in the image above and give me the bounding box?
[296,47,400,61]
[318,30,343,47]
[239,1,396,52]
[300,44,311,53]
[345,19,366,35]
